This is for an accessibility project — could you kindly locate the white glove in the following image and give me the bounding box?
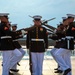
[21,30,27,36]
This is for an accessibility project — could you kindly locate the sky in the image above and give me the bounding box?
[0,0,75,29]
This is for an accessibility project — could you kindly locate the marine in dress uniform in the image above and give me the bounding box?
[49,23,65,73]
[10,24,25,72]
[54,17,72,75]
[60,17,72,75]
[0,13,25,75]
[54,14,75,75]
[26,15,48,75]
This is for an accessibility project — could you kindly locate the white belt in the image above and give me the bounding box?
[66,36,74,49]
[31,39,44,41]
[58,39,61,41]
[13,40,18,41]
[66,36,74,39]
[61,38,65,40]
[1,36,12,39]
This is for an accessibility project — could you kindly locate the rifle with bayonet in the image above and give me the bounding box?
[29,15,56,30]
[16,25,36,36]
[16,16,56,36]
[41,18,56,31]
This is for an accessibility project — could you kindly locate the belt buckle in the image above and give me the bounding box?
[36,39,38,41]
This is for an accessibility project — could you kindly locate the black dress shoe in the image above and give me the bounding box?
[63,68,71,75]
[2,63,3,66]
[9,72,14,75]
[10,69,19,72]
[55,70,63,73]
[54,68,58,70]
[17,62,20,66]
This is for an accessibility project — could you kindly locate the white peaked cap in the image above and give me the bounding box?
[67,14,75,18]
[0,13,9,16]
[33,15,42,20]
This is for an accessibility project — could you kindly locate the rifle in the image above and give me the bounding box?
[16,25,36,36]
[43,24,56,31]
[41,17,56,24]
[41,18,56,31]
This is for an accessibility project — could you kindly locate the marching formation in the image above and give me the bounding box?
[0,13,26,75]
[50,14,75,75]
[0,13,75,75]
